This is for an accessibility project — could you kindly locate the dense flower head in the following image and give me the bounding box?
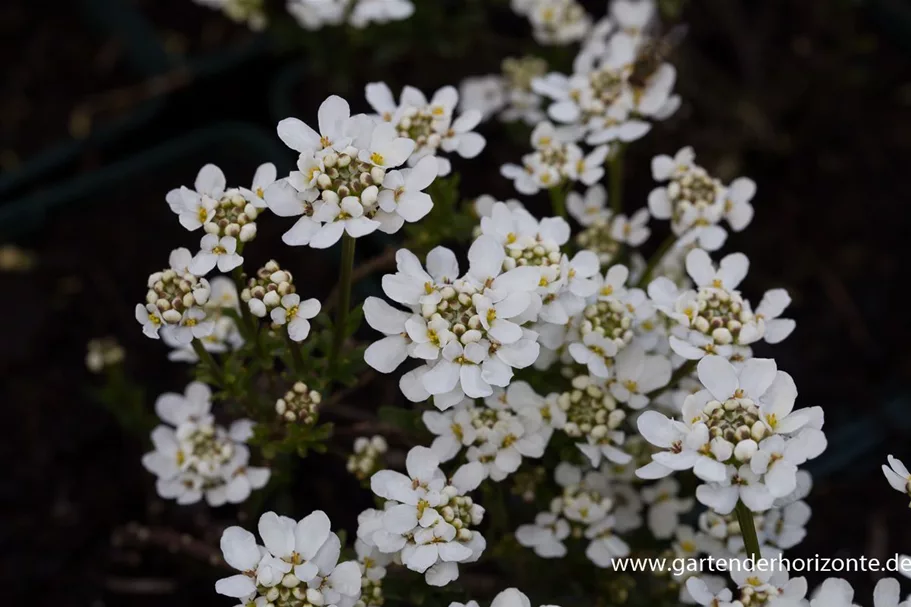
[365,82,486,177]
[637,355,826,514]
[266,95,436,247]
[216,510,361,607]
[275,381,322,424]
[450,587,563,607]
[648,249,793,360]
[347,435,388,481]
[360,447,487,586]
[364,235,544,409]
[516,462,631,568]
[648,147,756,251]
[501,121,608,195]
[136,248,213,342]
[423,383,551,482]
[460,56,549,125]
[142,382,269,506]
[511,0,591,46]
[163,275,244,362]
[531,12,679,145]
[242,260,297,318]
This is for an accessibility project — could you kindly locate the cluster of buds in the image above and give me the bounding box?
[275,382,321,424]
[347,435,388,481]
[241,260,296,318]
[85,337,125,372]
[205,189,260,243]
[579,298,635,347]
[558,375,626,443]
[137,263,212,341]
[514,0,591,46]
[308,149,386,217]
[575,219,622,267]
[690,287,755,346]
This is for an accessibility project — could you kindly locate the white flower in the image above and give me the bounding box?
[363,447,486,586]
[723,176,756,232]
[370,237,542,409]
[649,249,764,360]
[584,515,631,568]
[423,405,478,462]
[610,208,651,246]
[609,343,672,409]
[648,147,725,236]
[755,288,796,344]
[809,578,858,607]
[239,162,278,209]
[271,294,321,342]
[515,512,570,558]
[136,303,165,339]
[190,234,244,275]
[166,163,224,231]
[762,500,811,549]
[278,95,356,157]
[641,478,694,539]
[138,255,211,339]
[216,510,362,607]
[460,74,507,121]
[142,383,269,506]
[365,82,485,176]
[567,184,610,226]
[685,577,734,607]
[376,156,438,233]
[883,455,911,503]
[569,332,618,378]
[514,0,591,46]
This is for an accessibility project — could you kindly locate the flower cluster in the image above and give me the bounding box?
[511,0,591,46]
[287,0,414,30]
[501,122,608,195]
[135,248,212,342]
[359,447,486,586]
[460,56,549,125]
[163,273,244,361]
[648,248,795,361]
[85,336,124,372]
[167,163,275,274]
[363,236,543,409]
[516,463,631,568]
[276,382,322,425]
[365,83,486,176]
[647,147,757,251]
[216,510,361,607]
[568,184,650,266]
[142,382,269,506]
[450,588,562,607]
[347,435,388,481]
[423,383,551,482]
[532,7,679,146]
[266,95,439,247]
[637,356,826,514]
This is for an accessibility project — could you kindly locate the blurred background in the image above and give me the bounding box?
[2,0,911,604]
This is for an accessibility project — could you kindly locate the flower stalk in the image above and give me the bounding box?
[609,145,625,214]
[735,500,762,561]
[191,338,225,386]
[548,184,569,219]
[330,233,357,374]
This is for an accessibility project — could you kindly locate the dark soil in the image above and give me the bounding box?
[4,0,911,604]
[0,0,137,171]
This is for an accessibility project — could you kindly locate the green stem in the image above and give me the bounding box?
[548,185,568,219]
[286,332,306,377]
[330,234,357,374]
[609,145,625,214]
[231,267,264,360]
[192,338,225,386]
[636,233,677,288]
[735,500,762,561]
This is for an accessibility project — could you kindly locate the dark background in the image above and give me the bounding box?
[2,0,911,604]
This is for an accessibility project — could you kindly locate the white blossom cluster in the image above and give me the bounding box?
[687,573,911,607]
[216,510,362,607]
[135,247,213,342]
[567,184,651,265]
[647,146,757,252]
[287,0,414,30]
[163,273,244,361]
[510,0,591,46]
[460,56,549,126]
[347,435,388,481]
[516,462,632,568]
[501,121,608,195]
[530,1,679,146]
[422,382,552,482]
[365,83,487,177]
[358,447,487,586]
[265,95,440,248]
[142,382,269,506]
[166,163,275,274]
[637,355,826,514]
